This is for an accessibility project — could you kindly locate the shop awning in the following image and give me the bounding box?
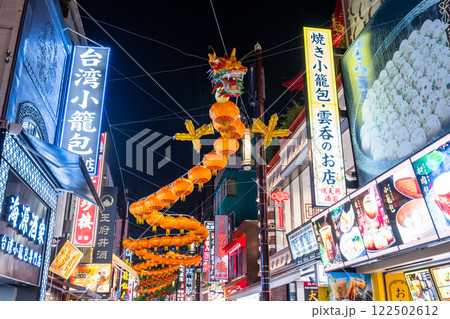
[223,234,246,256]
[47,278,102,300]
[17,133,103,210]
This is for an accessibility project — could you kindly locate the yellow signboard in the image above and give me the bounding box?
[385,273,412,301]
[69,264,112,293]
[318,286,331,301]
[49,240,83,279]
[304,27,346,207]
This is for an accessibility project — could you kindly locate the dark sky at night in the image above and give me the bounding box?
[75,0,337,238]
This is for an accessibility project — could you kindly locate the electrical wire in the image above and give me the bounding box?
[209,0,227,56]
[74,1,199,125]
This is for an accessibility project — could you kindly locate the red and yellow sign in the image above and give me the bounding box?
[69,263,111,293]
[304,27,346,207]
[385,273,412,301]
[49,241,83,279]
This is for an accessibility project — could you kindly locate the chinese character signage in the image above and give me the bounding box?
[377,161,438,250]
[92,187,117,263]
[49,240,83,279]
[205,221,215,281]
[0,170,49,286]
[327,272,373,301]
[69,263,111,293]
[185,266,194,297]
[303,27,346,208]
[72,132,105,246]
[61,46,110,176]
[119,269,131,301]
[304,282,319,301]
[213,215,228,281]
[340,0,450,185]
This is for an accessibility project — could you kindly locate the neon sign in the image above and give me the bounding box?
[0,196,46,267]
[5,196,46,244]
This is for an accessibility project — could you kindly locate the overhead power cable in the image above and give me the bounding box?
[75,1,199,125]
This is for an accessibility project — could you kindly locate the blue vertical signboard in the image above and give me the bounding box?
[60,46,110,175]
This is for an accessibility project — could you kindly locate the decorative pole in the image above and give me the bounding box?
[255,42,270,301]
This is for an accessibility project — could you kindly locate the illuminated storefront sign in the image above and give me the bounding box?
[49,240,83,279]
[205,221,214,281]
[72,133,106,246]
[69,263,111,293]
[213,215,228,281]
[1,194,46,268]
[92,187,117,263]
[119,270,131,301]
[303,27,346,208]
[60,46,110,176]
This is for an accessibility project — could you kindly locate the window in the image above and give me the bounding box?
[17,102,48,141]
[226,178,237,197]
[22,116,43,139]
[288,282,297,301]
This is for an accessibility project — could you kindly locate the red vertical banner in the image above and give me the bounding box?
[72,133,106,246]
[213,215,228,281]
[202,234,211,282]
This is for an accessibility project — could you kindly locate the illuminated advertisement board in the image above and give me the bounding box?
[49,240,83,279]
[327,272,373,301]
[350,182,398,258]
[60,46,110,176]
[286,222,318,261]
[329,198,368,267]
[69,263,111,293]
[411,134,450,239]
[404,268,439,301]
[213,215,228,281]
[430,264,450,301]
[0,171,49,286]
[377,161,438,249]
[311,210,342,270]
[303,27,346,208]
[340,0,449,185]
[72,133,105,247]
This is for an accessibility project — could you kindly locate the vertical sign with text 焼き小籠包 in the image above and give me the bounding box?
[304,27,346,208]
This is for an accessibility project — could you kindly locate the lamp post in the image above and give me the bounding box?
[255,42,270,301]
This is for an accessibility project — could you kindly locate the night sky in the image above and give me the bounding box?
[75,0,338,238]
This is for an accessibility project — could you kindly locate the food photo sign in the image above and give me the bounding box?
[404,268,440,301]
[411,133,450,239]
[350,181,399,258]
[341,0,450,185]
[312,210,342,270]
[327,272,373,301]
[376,160,438,249]
[328,198,368,268]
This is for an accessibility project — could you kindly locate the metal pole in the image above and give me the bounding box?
[254,43,270,301]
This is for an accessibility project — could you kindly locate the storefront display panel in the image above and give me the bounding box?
[377,161,438,249]
[411,134,450,239]
[404,268,440,301]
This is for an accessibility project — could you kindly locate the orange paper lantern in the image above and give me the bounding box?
[214,137,239,159]
[202,152,227,176]
[171,235,183,250]
[185,218,201,232]
[188,165,211,189]
[171,178,194,201]
[160,236,172,250]
[144,194,165,213]
[175,216,190,234]
[160,215,177,235]
[230,119,246,139]
[209,101,240,126]
[145,211,164,232]
[156,186,179,208]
